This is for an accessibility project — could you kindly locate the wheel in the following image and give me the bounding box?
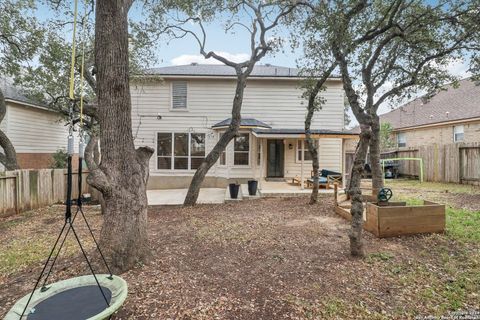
[378,188,393,202]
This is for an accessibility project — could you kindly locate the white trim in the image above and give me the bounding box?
[393,117,480,132]
[133,74,343,81]
[5,99,54,112]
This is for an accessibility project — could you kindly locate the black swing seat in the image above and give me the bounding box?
[4,274,127,320]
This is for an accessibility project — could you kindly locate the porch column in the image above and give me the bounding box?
[258,138,263,189]
[301,139,304,189]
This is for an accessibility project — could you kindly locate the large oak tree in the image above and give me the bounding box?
[302,0,480,256]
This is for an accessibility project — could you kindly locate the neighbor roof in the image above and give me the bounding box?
[142,64,341,80]
[380,78,480,130]
[1,79,42,107]
[212,118,272,129]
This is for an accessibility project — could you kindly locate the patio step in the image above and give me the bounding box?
[224,184,262,202]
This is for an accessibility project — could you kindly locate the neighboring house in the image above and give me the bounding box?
[0,81,71,170]
[381,78,480,148]
[131,64,357,189]
[345,78,480,184]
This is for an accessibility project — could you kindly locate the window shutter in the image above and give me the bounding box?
[172,81,187,109]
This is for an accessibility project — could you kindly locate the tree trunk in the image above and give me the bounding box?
[303,63,337,204]
[369,115,383,196]
[184,76,247,206]
[348,124,371,257]
[0,88,19,170]
[88,0,154,273]
[305,109,319,205]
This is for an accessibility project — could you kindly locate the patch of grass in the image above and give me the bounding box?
[285,296,388,320]
[387,245,480,315]
[0,210,36,230]
[446,207,480,242]
[386,180,480,194]
[367,252,394,263]
[0,236,52,275]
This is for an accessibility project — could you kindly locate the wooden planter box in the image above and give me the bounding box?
[364,201,445,238]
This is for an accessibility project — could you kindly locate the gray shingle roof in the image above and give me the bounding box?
[144,64,299,78]
[0,79,40,106]
[143,64,341,79]
[380,78,480,130]
[212,118,272,129]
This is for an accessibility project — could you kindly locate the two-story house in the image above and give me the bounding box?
[131,64,356,190]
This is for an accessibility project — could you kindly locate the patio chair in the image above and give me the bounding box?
[308,169,343,189]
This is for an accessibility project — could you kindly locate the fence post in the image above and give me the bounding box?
[419,158,424,183]
[14,174,19,214]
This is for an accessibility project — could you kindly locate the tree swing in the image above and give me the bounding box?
[4,1,127,319]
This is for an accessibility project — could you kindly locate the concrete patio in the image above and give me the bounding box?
[147,180,341,206]
[147,188,225,206]
[258,180,339,197]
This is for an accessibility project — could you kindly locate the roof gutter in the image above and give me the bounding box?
[5,98,54,113]
[252,132,359,139]
[132,74,342,81]
[392,116,480,132]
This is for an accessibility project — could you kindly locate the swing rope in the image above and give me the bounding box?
[19,1,114,317]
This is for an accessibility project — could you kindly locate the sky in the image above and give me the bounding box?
[36,1,472,127]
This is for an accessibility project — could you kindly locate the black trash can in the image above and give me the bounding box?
[247,180,258,196]
[229,183,240,199]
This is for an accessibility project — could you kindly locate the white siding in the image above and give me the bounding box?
[6,102,71,153]
[131,78,345,178]
[283,138,342,178]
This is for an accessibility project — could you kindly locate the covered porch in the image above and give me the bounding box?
[251,128,358,191]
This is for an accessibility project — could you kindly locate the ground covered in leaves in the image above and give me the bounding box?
[0,182,479,319]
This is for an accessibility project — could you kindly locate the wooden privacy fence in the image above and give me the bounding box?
[0,169,98,217]
[382,142,480,185]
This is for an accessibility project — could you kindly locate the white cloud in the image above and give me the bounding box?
[170,52,250,65]
[445,58,471,78]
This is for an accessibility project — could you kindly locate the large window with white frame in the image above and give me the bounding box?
[296,139,318,162]
[234,133,250,166]
[453,125,464,142]
[156,132,205,170]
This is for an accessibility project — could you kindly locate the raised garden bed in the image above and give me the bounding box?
[335,192,445,238]
[364,201,445,238]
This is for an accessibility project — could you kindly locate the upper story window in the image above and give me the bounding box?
[453,125,464,142]
[157,132,205,170]
[171,81,188,110]
[297,139,318,162]
[234,133,250,166]
[397,132,406,148]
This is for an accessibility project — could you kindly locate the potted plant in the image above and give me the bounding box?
[247,179,258,196]
[229,181,240,199]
